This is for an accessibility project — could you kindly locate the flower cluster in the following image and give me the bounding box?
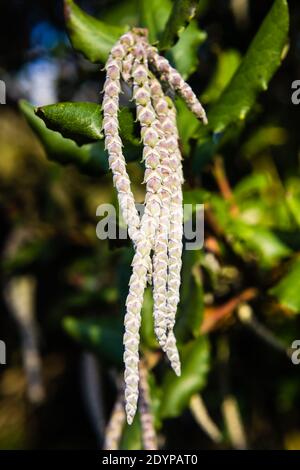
[102,29,207,425]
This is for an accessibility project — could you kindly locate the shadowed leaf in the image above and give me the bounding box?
[269,258,300,314]
[63,316,123,366]
[160,336,210,418]
[160,0,201,50]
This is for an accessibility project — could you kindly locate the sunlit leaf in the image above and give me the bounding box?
[140,288,158,349]
[176,250,204,340]
[229,222,291,268]
[20,100,140,175]
[35,102,139,147]
[64,0,127,63]
[20,99,109,175]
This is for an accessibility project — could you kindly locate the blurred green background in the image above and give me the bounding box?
[0,0,300,450]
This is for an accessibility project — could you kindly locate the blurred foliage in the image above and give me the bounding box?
[1,0,300,451]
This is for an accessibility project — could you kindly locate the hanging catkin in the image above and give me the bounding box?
[102,28,207,425]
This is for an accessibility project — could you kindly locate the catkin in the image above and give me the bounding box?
[132,46,168,342]
[103,32,140,244]
[124,41,164,424]
[150,77,181,375]
[146,45,207,124]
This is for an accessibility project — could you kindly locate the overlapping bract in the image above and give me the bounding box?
[102,29,207,425]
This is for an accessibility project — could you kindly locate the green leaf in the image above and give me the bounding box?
[63,316,123,366]
[160,0,201,50]
[64,0,127,63]
[176,250,204,341]
[20,99,109,175]
[286,178,300,227]
[207,192,291,268]
[35,102,139,147]
[36,102,103,146]
[120,413,142,450]
[207,0,289,133]
[20,100,140,175]
[233,173,270,200]
[170,21,206,79]
[103,0,138,28]
[227,221,292,268]
[160,336,210,418]
[148,372,163,429]
[201,49,241,104]
[241,126,287,160]
[138,0,172,43]
[269,258,300,313]
[176,98,202,154]
[140,288,158,349]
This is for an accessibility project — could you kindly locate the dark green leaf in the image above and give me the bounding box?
[201,49,241,104]
[35,102,139,147]
[20,100,140,175]
[64,0,126,63]
[176,98,202,155]
[170,21,206,79]
[63,316,123,366]
[160,0,201,50]
[160,336,210,418]
[206,192,292,268]
[207,0,289,132]
[176,250,204,341]
[229,222,292,268]
[286,178,300,227]
[20,99,109,175]
[269,258,300,313]
[36,102,103,146]
[140,288,159,349]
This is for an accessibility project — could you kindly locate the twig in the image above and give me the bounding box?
[217,336,248,449]
[190,394,223,444]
